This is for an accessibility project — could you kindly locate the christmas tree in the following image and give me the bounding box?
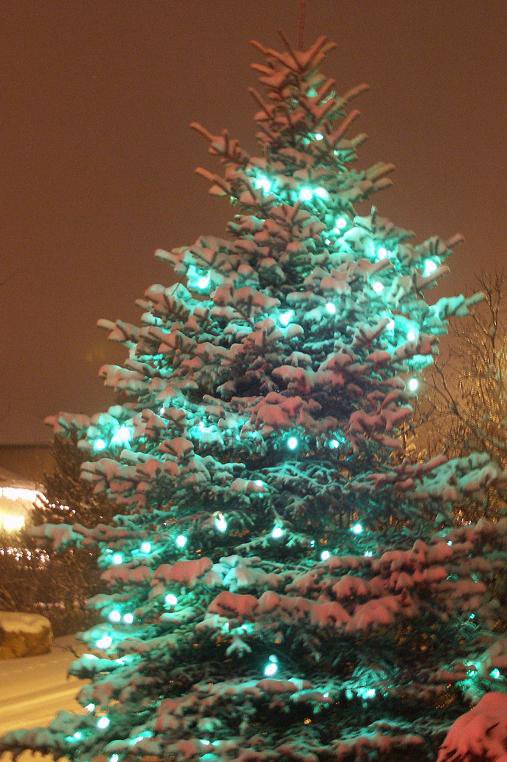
[3,34,506,762]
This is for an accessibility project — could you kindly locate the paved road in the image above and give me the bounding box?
[0,636,84,761]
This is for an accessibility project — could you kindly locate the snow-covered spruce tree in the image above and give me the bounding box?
[3,34,506,762]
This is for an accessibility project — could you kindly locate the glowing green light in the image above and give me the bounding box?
[111,425,131,446]
[407,328,418,342]
[490,668,501,679]
[350,522,363,535]
[72,731,83,741]
[279,310,294,327]
[93,438,107,452]
[364,550,373,557]
[328,439,340,449]
[97,635,112,649]
[320,550,330,561]
[175,534,187,549]
[165,593,178,606]
[214,512,228,533]
[377,246,389,260]
[287,436,299,451]
[299,187,313,201]
[110,756,120,762]
[407,377,419,393]
[123,613,134,624]
[111,552,123,565]
[197,273,210,290]
[358,687,376,699]
[372,281,384,294]
[140,541,151,554]
[469,613,476,620]
[315,187,329,200]
[386,319,395,331]
[85,703,95,713]
[108,610,121,623]
[271,526,284,539]
[253,175,272,194]
[96,716,110,730]
[325,302,336,315]
[264,655,279,677]
[335,216,348,231]
[423,258,439,276]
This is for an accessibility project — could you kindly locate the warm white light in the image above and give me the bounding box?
[320,550,330,561]
[0,487,40,502]
[165,593,178,606]
[111,553,123,565]
[372,281,384,294]
[287,436,299,451]
[123,613,134,625]
[97,635,112,649]
[175,534,187,549]
[407,377,419,393]
[314,132,324,141]
[85,703,95,713]
[325,302,336,315]
[93,438,107,452]
[140,542,151,554]
[97,716,110,730]
[0,513,25,532]
[108,610,121,623]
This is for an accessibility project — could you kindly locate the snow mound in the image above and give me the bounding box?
[438,692,507,761]
[0,611,53,659]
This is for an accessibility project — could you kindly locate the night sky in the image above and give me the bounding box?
[1,0,506,443]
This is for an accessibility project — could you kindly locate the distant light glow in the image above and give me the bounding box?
[97,716,110,730]
[93,438,107,452]
[407,377,420,393]
[108,610,121,623]
[325,302,337,315]
[111,553,123,566]
[175,534,187,549]
[165,593,178,607]
[407,329,418,342]
[490,668,501,679]
[271,526,284,539]
[85,703,96,713]
[279,310,294,327]
[335,216,348,231]
[314,132,324,141]
[320,550,330,561]
[377,246,389,260]
[287,436,299,451]
[328,439,340,449]
[350,522,363,535]
[372,281,384,294]
[263,655,279,677]
[0,513,25,532]
[73,731,83,741]
[110,756,120,762]
[97,635,112,649]
[140,541,151,554]
[299,187,313,201]
[358,687,376,700]
[123,613,134,625]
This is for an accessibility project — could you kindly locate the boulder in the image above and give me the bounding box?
[0,611,53,659]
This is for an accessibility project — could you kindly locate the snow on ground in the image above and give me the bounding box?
[0,635,85,761]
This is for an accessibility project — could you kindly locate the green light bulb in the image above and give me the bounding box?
[287,436,298,451]
[175,534,187,549]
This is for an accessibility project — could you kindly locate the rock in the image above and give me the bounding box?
[0,611,53,659]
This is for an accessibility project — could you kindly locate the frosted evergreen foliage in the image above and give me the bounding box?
[3,34,506,762]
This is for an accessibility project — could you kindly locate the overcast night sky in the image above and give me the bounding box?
[1,0,506,443]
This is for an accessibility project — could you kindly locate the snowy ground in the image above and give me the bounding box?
[0,635,85,761]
